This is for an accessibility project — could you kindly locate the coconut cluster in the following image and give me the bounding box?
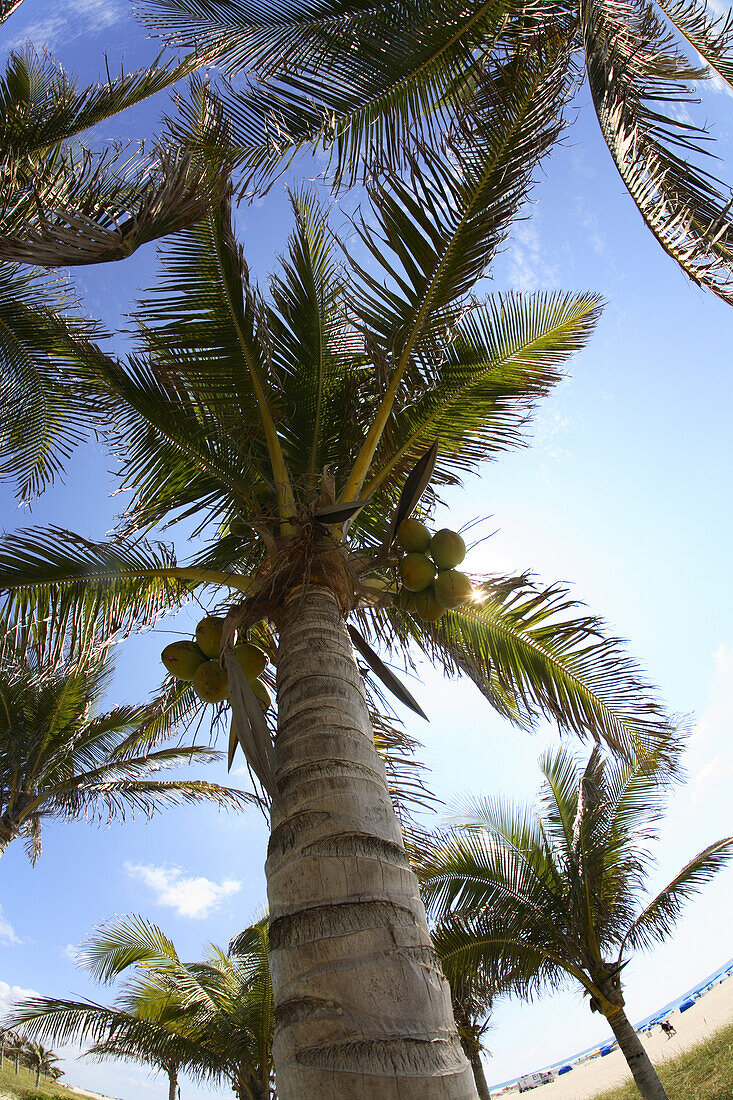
[396,520,473,621]
[160,616,271,710]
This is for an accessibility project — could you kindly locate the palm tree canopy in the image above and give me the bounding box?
[0,89,675,765]
[140,0,733,305]
[418,745,733,1006]
[0,609,256,862]
[7,914,274,1100]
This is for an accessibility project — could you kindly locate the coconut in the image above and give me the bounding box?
[251,678,272,712]
[399,552,437,592]
[161,641,206,681]
[414,588,446,622]
[429,529,466,569]
[434,569,473,609]
[234,643,268,681]
[399,587,419,612]
[195,616,225,659]
[192,660,229,704]
[396,518,432,553]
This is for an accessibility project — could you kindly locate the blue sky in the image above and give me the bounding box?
[1,0,733,1094]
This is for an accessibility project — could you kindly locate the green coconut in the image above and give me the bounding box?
[414,587,446,622]
[195,616,225,659]
[161,641,206,681]
[399,552,437,592]
[251,678,272,712]
[396,518,432,553]
[434,569,473,609]
[192,660,229,704]
[429,528,466,570]
[399,587,419,612]
[234,642,268,681]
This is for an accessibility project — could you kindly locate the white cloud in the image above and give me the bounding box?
[687,643,733,804]
[506,221,560,292]
[4,0,126,51]
[124,863,241,919]
[0,906,19,946]
[0,980,40,1016]
[61,943,80,963]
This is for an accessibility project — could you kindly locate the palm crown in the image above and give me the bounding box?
[418,746,733,1095]
[0,77,672,764]
[8,914,274,1100]
[140,0,733,306]
[0,609,255,862]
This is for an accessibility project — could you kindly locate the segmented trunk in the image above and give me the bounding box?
[267,587,476,1100]
[0,811,19,857]
[466,1050,491,1100]
[166,1064,178,1100]
[606,1008,669,1100]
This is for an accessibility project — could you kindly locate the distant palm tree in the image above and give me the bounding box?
[8,915,274,1100]
[139,0,733,306]
[0,610,255,861]
[419,746,733,1100]
[25,1040,60,1088]
[6,1031,26,1074]
[0,1,220,504]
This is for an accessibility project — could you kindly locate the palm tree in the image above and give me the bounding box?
[140,0,733,306]
[0,1,225,504]
[9,915,274,1100]
[0,99,674,1097]
[0,609,255,861]
[6,1031,26,1074]
[418,746,733,1100]
[24,1040,60,1088]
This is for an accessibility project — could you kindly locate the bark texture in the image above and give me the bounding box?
[166,1065,178,1100]
[606,1008,669,1100]
[465,1049,491,1100]
[267,587,476,1100]
[0,810,19,857]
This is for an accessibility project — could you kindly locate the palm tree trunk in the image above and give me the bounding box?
[14,1052,19,1074]
[465,1049,491,1100]
[0,811,19,857]
[166,1064,178,1100]
[35,1067,41,1088]
[267,586,476,1100]
[606,1008,668,1100]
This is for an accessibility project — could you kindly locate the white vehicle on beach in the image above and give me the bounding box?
[517,1070,555,1091]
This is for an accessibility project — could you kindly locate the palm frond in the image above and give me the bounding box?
[387,572,672,755]
[339,39,570,501]
[0,526,242,638]
[77,914,181,984]
[581,0,733,304]
[363,292,603,501]
[0,264,105,500]
[0,145,221,268]
[654,0,733,92]
[622,836,733,953]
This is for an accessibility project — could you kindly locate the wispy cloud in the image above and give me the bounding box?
[125,862,241,919]
[506,221,560,292]
[689,643,733,806]
[0,905,19,946]
[61,943,80,963]
[4,0,126,52]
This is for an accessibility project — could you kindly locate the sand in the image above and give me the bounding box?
[495,973,733,1099]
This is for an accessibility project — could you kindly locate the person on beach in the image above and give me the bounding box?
[660,1020,677,1039]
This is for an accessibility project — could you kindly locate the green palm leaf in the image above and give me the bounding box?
[0,264,105,500]
[389,573,671,754]
[581,0,733,304]
[622,836,733,953]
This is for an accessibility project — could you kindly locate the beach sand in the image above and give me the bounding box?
[498,973,733,1099]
